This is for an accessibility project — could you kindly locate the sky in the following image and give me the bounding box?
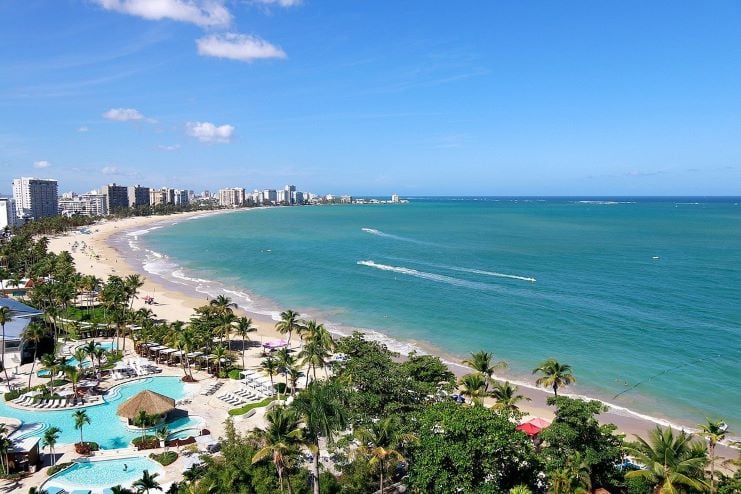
[1,0,740,196]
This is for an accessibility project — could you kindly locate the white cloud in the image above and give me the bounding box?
[93,0,231,27]
[196,33,286,62]
[186,121,235,143]
[251,0,302,6]
[33,160,51,169]
[78,126,90,132]
[158,144,181,151]
[103,108,145,121]
[101,165,121,175]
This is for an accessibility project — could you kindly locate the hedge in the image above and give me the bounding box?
[150,451,178,466]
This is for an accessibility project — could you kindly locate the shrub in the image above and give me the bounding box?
[47,462,73,476]
[73,442,98,455]
[228,397,276,416]
[132,435,160,450]
[150,451,178,466]
[274,382,287,394]
[228,369,242,380]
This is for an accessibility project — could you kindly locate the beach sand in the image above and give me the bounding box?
[46,212,739,460]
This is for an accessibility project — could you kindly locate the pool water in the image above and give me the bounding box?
[0,376,200,449]
[167,427,202,441]
[43,456,163,493]
[37,342,117,376]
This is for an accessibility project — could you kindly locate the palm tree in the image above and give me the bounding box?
[625,426,709,494]
[72,409,91,446]
[252,406,303,494]
[261,355,279,392]
[211,344,229,377]
[65,366,80,396]
[287,365,304,396]
[355,416,416,494]
[462,350,507,391]
[292,381,347,494]
[275,347,296,395]
[235,316,256,370]
[41,426,61,466]
[275,310,300,347]
[459,373,488,403]
[134,410,154,443]
[40,353,60,395]
[697,419,729,493]
[490,381,530,413]
[109,486,135,494]
[73,348,88,372]
[209,295,236,315]
[156,425,169,451]
[509,485,533,494]
[21,322,47,389]
[213,311,236,347]
[0,423,8,474]
[532,358,575,397]
[0,306,12,382]
[132,469,162,493]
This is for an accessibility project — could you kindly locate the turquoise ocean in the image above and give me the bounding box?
[123,198,741,433]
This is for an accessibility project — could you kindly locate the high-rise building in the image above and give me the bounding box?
[277,190,289,204]
[391,194,400,203]
[99,183,129,212]
[263,189,277,205]
[128,185,150,208]
[149,188,166,206]
[0,198,18,229]
[218,187,245,207]
[284,185,297,205]
[174,189,189,206]
[293,191,304,205]
[58,193,108,217]
[12,177,59,220]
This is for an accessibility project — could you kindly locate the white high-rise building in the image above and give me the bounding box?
[58,193,108,217]
[12,177,59,220]
[218,187,245,207]
[0,198,18,229]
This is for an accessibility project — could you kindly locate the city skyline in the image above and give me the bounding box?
[1,1,741,195]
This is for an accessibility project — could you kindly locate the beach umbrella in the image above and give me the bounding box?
[526,417,551,429]
[516,422,541,436]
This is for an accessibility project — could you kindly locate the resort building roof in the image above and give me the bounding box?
[116,390,176,419]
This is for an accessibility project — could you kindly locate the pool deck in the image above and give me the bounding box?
[5,335,283,493]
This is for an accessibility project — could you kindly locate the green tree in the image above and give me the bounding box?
[235,316,256,370]
[72,409,91,445]
[275,310,301,347]
[260,355,279,390]
[134,410,154,442]
[41,426,61,466]
[21,321,48,389]
[539,396,625,491]
[459,372,488,404]
[132,469,163,493]
[109,486,135,494]
[251,406,303,494]
[463,350,507,391]
[508,485,533,494]
[40,353,60,395]
[532,358,575,397]
[407,401,540,493]
[625,426,709,494]
[697,419,729,493]
[291,381,347,494]
[490,381,530,414]
[355,416,415,494]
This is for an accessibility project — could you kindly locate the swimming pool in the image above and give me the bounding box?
[0,376,201,449]
[37,341,117,376]
[43,456,164,494]
[167,427,203,441]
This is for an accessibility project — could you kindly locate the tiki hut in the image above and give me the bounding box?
[117,390,176,427]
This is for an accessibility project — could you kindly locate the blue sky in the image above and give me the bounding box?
[1,0,740,196]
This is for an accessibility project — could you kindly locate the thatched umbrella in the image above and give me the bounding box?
[117,390,175,425]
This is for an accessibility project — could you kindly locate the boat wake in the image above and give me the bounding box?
[385,257,536,283]
[357,260,501,292]
[361,227,434,246]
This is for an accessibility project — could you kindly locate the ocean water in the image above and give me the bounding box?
[131,198,741,433]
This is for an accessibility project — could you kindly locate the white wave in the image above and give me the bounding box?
[357,260,499,292]
[361,227,382,235]
[576,200,635,205]
[172,270,212,284]
[125,225,163,237]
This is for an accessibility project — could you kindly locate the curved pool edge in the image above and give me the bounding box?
[41,454,165,494]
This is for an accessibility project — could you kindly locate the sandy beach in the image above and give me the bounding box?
[46,211,739,460]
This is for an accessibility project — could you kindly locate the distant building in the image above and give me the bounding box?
[277,189,289,204]
[99,183,129,212]
[293,191,304,205]
[12,177,58,220]
[149,188,166,206]
[340,195,353,204]
[174,189,189,206]
[263,189,277,205]
[0,197,18,229]
[284,185,297,205]
[128,185,150,208]
[391,194,400,203]
[58,193,108,217]
[219,187,245,207]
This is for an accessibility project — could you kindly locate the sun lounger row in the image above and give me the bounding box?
[218,393,250,406]
[233,388,266,400]
[200,382,223,396]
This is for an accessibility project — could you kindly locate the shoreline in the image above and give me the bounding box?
[46,211,739,458]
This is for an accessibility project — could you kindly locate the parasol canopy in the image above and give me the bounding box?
[116,390,175,419]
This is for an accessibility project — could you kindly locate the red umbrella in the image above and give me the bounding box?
[516,422,541,436]
[526,417,551,429]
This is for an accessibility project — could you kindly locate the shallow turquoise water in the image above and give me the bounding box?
[44,456,162,493]
[0,376,198,449]
[139,198,741,431]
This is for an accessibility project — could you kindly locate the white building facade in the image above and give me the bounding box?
[12,177,59,220]
[0,198,18,229]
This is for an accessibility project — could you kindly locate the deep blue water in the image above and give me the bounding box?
[136,198,741,432]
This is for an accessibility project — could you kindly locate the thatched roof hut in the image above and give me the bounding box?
[116,390,175,419]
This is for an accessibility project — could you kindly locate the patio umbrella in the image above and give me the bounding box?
[516,422,541,436]
[526,417,551,429]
